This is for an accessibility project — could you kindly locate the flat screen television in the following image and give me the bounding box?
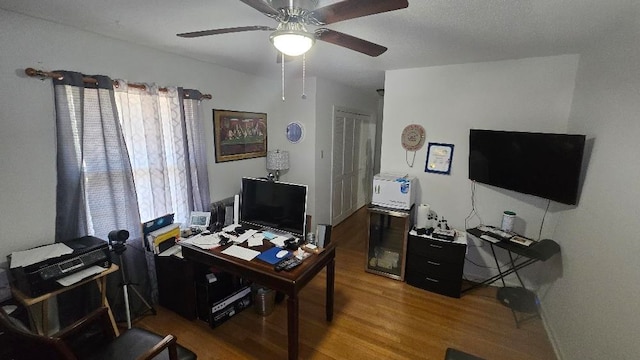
[240,177,308,237]
[468,129,586,205]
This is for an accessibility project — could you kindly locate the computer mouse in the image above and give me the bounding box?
[276,250,289,259]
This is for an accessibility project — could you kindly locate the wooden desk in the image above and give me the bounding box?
[11,264,120,336]
[180,241,336,360]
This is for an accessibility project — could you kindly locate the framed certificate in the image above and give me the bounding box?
[425,143,454,174]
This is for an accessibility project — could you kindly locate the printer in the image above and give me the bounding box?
[10,236,111,297]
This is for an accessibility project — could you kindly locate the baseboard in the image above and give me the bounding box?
[538,300,565,360]
[464,272,563,359]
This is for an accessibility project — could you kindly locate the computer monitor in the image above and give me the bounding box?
[239,177,308,237]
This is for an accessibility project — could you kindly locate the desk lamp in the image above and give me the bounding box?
[266,149,289,181]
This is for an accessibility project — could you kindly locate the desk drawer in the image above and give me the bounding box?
[407,236,465,262]
[405,270,462,298]
[406,253,463,281]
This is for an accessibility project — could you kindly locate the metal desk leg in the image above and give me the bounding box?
[508,251,526,288]
[507,251,540,328]
[489,244,507,287]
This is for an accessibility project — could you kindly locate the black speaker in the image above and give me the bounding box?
[496,287,538,313]
[316,224,332,248]
[209,202,226,232]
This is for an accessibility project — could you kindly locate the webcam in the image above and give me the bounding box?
[108,229,129,253]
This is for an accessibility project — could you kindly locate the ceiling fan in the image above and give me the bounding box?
[177,0,409,58]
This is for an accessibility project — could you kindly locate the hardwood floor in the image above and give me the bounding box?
[135,207,556,360]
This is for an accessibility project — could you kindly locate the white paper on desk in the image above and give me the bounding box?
[10,243,74,268]
[221,245,260,261]
[56,265,105,287]
[269,235,289,247]
[235,229,258,244]
[158,244,181,257]
[248,234,264,247]
[180,233,221,249]
[223,224,239,232]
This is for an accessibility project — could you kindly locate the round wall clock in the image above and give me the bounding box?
[401,124,426,151]
[286,122,304,143]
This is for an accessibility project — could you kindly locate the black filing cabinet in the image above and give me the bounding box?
[156,255,239,321]
[405,232,466,298]
[156,255,197,320]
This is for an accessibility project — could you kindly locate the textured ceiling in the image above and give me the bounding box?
[0,0,634,93]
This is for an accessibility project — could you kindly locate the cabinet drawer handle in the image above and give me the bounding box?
[427,261,440,266]
[425,277,440,283]
[429,244,443,249]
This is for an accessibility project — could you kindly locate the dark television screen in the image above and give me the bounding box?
[469,129,586,205]
[240,177,308,236]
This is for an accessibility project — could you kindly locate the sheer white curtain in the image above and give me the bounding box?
[114,82,210,303]
[114,82,191,225]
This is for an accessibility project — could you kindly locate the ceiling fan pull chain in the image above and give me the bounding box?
[282,52,286,101]
[301,54,307,99]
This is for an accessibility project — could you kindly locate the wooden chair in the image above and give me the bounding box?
[0,306,196,360]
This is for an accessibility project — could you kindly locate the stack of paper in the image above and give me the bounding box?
[10,243,73,268]
[146,223,180,254]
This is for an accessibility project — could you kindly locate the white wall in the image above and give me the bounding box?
[0,8,380,261]
[383,45,640,358]
[542,11,640,360]
[275,75,379,227]
[0,9,282,261]
[382,56,579,283]
[274,76,318,220]
[314,77,379,225]
[383,55,585,355]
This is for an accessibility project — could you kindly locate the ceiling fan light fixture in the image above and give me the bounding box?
[270,30,315,57]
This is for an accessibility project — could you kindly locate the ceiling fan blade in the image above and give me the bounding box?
[239,0,279,16]
[310,0,408,25]
[177,26,274,38]
[315,28,387,57]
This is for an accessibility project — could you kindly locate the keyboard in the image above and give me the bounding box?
[260,227,294,239]
[485,227,513,239]
[480,234,501,244]
[474,225,514,243]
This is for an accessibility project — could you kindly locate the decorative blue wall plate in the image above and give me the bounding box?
[286,122,304,143]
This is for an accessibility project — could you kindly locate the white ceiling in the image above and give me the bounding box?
[0,0,633,93]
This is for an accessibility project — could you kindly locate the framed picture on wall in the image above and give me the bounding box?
[213,109,267,163]
[425,142,454,174]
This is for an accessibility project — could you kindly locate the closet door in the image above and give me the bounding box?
[331,108,374,225]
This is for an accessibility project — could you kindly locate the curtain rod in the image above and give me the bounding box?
[24,68,212,100]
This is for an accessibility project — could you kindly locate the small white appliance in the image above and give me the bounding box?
[372,173,417,210]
